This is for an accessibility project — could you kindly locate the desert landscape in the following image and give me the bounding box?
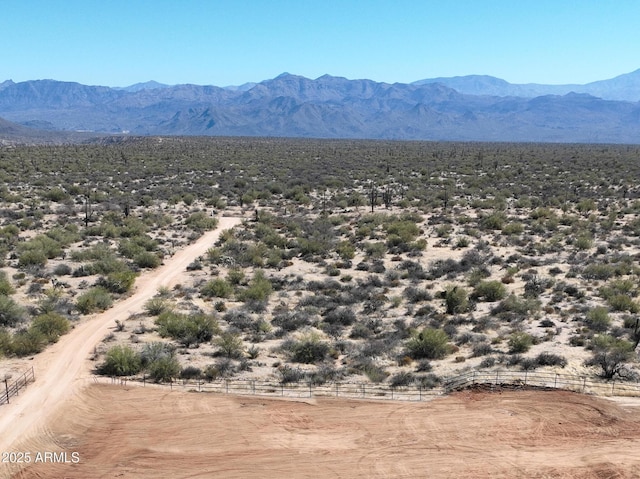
[2,137,640,477]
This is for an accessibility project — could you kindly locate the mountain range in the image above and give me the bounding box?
[1,70,640,143]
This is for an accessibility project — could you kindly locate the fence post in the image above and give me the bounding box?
[309,382,312,398]
[554,373,558,389]
[253,380,256,395]
[336,382,339,398]
[226,380,229,394]
[391,387,394,400]
[362,383,365,399]
[281,383,284,397]
[419,384,422,401]
[4,378,9,405]
[612,380,615,395]
[495,370,499,386]
[582,377,586,393]
[524,370,528,386]
[473,370,476,385]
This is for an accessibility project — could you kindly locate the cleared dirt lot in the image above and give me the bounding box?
[6,384,640,479]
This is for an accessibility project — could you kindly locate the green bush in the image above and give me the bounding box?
[214,332,245,359]
[445,286,469,314]
[0,271,15,295]
[134,251,161,269]
[144,297,171,316]
[472,280,507,302]
[585,335,634,379]
[0,295,27,327]
[508,332,534,353]
[99,270,137,294]
[585,307,611,332]
[607,294,639,313]
[0,328,11,357]
[18,249,48,268]
[99,345,142,376]
[146,355,181,382]
[289,333,330,364]
[237,270,272,302]
[185,212,218,232]
[75,287,112,314]
[156,311,218,346]
[11,328,47,357]
[30,312,70,342]
[406,328,450,360]
[201,278,233,298]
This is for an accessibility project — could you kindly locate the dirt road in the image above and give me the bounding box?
[0,216,242,457]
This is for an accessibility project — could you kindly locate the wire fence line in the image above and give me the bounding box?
[443,369,640,397]
[92,368,640,402]
[0,367,35,406]
[94,375,444,402]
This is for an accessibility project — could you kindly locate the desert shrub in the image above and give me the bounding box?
[0,271,14,295]
[535,352,567,367]
[323,306,356,326]
[75,287,112,314]
[335,241,355,260]
[156,311,218,346]
[472,280,507,302]
[53,263,72,276]
[607,294,639,313]
[492,294,540,317]
[144,297,171,316]
[287,333,330,364]
[18,249,48,268]
[10,329,47,356]
[133,251,161,269]
[403,286,432,303]
[508,332,534,353]
[278,365,306,384]
[585,335,635,379]
[417,373,441,389]
[237,270,272,302]
[201,278,233,298]
[585,306,611,332]
[390,371,415,388]
[0,328,11,357]
[0,295,27,327]
[356,361,389,383]
[226,268,245,285]
[30,312,70,342]
[471,343,494,357]
[180,366,203,380]
[445,286,469,314]
[147,355,181,382]
[214,332,244,358]
[582,263,615,281]
[406,328,450,360]
[99,345,142,376]
[98,270,137,294]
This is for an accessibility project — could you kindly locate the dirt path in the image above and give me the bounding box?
[0,216,242,456]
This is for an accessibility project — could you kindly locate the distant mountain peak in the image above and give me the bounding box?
[116,81,171,92]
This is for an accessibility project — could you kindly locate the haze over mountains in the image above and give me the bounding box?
[1,70,640,143]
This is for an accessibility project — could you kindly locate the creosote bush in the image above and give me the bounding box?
[406,328,450,360]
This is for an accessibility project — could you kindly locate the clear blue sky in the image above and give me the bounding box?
[4,0,639,87]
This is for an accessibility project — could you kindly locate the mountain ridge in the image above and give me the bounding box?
[1,70,640,143]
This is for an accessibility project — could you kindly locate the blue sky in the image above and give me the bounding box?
[4,0,639,87]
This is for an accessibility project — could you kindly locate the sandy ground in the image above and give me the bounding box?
[5,384,640,479]
[0,217,243,463]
